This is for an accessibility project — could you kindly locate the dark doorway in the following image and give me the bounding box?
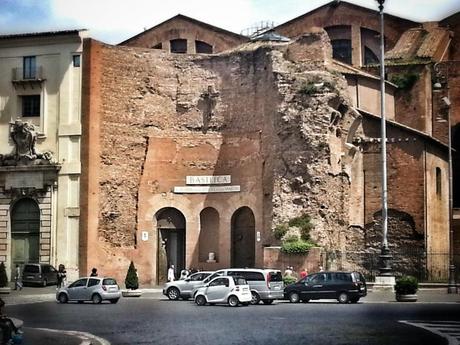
[156,208,186,284]
[11,198,40,277]
[231,207,255,268]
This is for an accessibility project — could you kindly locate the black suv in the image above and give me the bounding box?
[284,271,367,304]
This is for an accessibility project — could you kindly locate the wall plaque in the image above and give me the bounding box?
[186,175,231,185]
[173,185,240,194]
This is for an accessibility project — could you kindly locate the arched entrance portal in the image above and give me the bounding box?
[156,208,186,284]
[11,198,40,271]
[231,207,255,268]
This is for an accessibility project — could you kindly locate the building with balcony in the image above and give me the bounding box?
[0,30,87,280]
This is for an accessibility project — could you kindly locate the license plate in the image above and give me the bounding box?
[274,286,280,290]
[27,276,34,279]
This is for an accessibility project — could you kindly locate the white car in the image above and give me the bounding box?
[194,275,252,307]
[56,277,121,304]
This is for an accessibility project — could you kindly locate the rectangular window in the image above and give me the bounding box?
[23,56,36,79]
[73,55,81,67]
[436,167,442,196]
[170,39,187,54]
[21,95,41,117]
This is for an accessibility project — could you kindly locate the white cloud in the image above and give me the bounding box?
[50,0,259,43]
[48,0,460,44]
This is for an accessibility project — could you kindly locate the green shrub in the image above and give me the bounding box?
[0,262,8,288]
[288,214,313,241]
[395,275,418,295]
[284,234,299,242]
[283,276,297,286]
[298,82,318,95]
[273,224,289,240]
[390,72,419,90]
[281,240,316,255]
[125,261,139,290]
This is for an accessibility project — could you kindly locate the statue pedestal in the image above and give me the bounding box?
[206,259,216,263]
[373,275,395,291]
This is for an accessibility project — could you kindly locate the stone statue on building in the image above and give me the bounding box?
[11,120,38,159]
[0,120,53,165]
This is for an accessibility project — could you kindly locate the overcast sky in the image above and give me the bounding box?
[1,0,459,44]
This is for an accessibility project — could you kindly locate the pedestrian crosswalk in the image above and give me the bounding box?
[400,320,460,345]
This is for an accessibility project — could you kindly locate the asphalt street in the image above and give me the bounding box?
[3,290,460,345]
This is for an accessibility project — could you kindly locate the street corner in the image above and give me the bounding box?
[22,327,110,345]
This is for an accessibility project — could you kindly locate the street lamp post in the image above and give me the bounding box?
[376,0,392,278]
[433,62,457,294]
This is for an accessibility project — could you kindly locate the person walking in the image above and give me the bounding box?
[300,268,308,279]
[90,267,98,277]
[57,264,67,288]
[14,265,22,291]
[167,264,175,282]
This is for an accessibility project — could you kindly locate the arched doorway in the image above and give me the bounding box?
[199,207,219,262]
[156,208,186,283]
[11,198,40,272]
[231,207,255,268]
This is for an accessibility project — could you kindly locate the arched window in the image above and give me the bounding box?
[170,39,187,54]
[364,46,379,65]
[195,40,213,54]
[331,39,352,65]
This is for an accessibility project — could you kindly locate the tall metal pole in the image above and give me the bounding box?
[447,95,457,293]
[377,0,392,275]
[434,62,457,293]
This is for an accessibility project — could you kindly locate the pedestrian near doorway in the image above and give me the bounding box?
[90,267,98,277]
[57,264,67,288]
[14,265,22,291]
[167,265,175,282]
[300,268,308,279]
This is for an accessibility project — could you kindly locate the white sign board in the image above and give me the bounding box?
[141,231,149,241]
[173,185,240,194]
[256,231,261,242]
[186,175,231,185]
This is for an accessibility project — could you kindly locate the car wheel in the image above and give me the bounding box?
[58,293,68,304]
[338,292,349,304]
[195,295,206,306]
[262,299,274,305]
[110,298,119,304]
[167,287,180,300]
[350,297,359,304]
[92,294,102,304]
[42,279,47,287]
[250,291,260,305]
[289,292,300,303]
[228,295,239,307]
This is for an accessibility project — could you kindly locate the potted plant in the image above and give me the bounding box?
[122,261,142,297]
[395,275,418,302]
[0,262,11,294]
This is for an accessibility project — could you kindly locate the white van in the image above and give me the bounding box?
[192,268,284,305]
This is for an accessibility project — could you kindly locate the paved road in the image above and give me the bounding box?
[3,294,460,345]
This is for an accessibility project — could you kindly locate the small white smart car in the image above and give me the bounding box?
[194,275,252,307]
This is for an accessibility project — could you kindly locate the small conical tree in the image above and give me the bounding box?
[0,262,8,288]
[125,261,139,290]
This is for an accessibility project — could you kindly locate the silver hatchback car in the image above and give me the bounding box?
[56,277,121,304]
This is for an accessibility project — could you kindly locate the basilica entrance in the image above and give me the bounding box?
[156,208,186,284]
[231,207,255,268]
[11,198,40,276]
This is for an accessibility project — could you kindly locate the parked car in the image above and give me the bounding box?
[22,263,58,287]
[56,277,121,304]
[284,271,367,304]
[194,275,252,307]
[163,271,214,300]
[192,268,284,305]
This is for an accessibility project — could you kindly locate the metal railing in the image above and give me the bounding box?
[12,66,44,81]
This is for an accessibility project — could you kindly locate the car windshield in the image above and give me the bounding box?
[103,278,117,285]
[23,265,39,273]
